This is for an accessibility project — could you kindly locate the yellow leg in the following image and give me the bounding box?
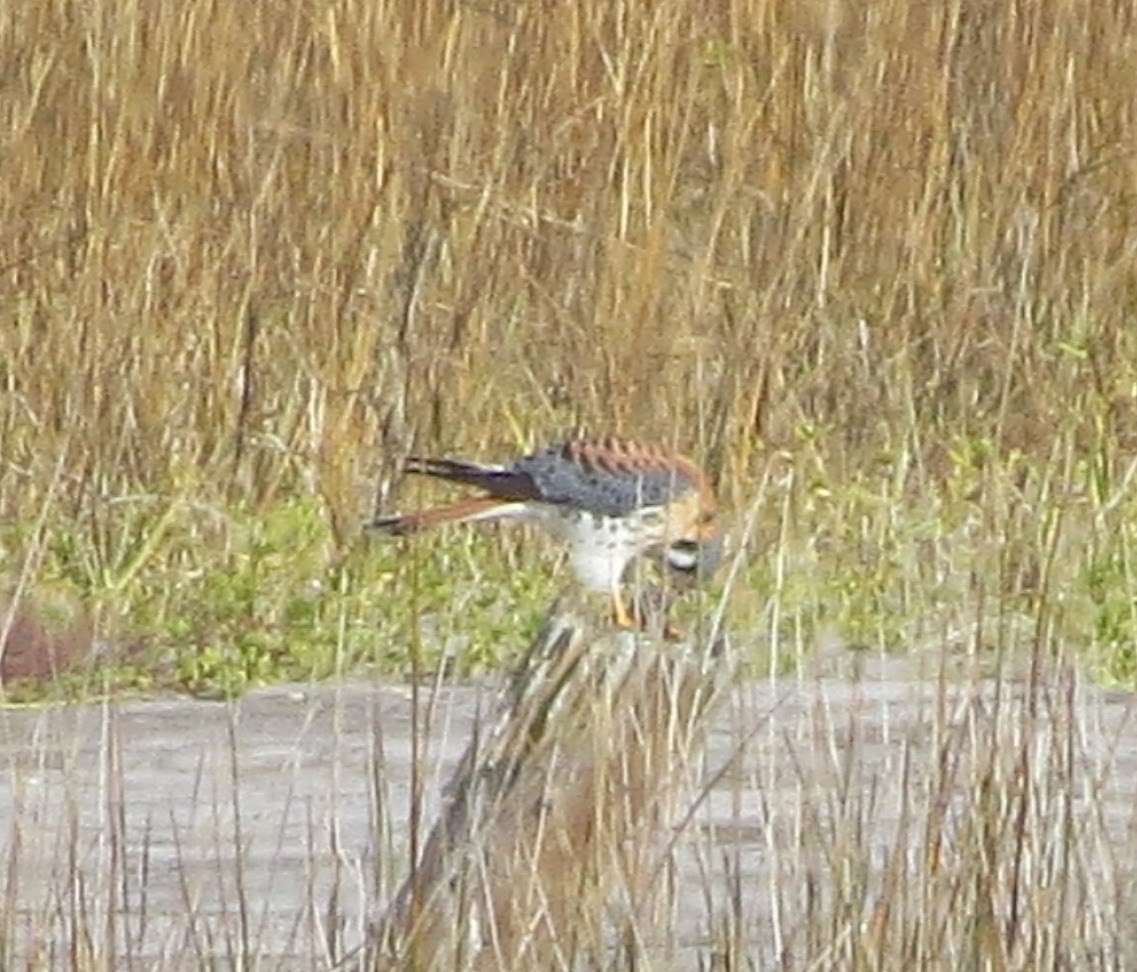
[613,587,684,640]
[610,588,637,629]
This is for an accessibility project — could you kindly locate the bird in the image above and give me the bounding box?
[366,436,722,631]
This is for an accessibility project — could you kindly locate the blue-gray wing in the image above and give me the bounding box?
[512,441,698,517]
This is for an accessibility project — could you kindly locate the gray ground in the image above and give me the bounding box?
[2,652,1135,970]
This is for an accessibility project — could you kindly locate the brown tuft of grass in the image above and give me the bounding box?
[0,583,93,687]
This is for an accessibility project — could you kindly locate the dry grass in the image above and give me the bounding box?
[2,1,1137,961]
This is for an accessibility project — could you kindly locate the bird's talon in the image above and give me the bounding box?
[611,595,638,630]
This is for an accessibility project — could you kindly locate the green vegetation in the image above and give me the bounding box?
[3,0,1137,695]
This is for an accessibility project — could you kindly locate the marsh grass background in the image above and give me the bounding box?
[3,0,1137,683]
[1,3,1137,965]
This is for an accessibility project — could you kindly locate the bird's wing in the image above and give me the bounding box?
[378,436,716,525]
[515,437,712,518]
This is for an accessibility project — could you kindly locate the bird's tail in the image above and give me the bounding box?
[365,496,521,536]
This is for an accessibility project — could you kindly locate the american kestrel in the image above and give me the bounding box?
[367,437,722,630]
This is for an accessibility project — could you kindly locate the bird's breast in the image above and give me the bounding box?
[540,508,663,591]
